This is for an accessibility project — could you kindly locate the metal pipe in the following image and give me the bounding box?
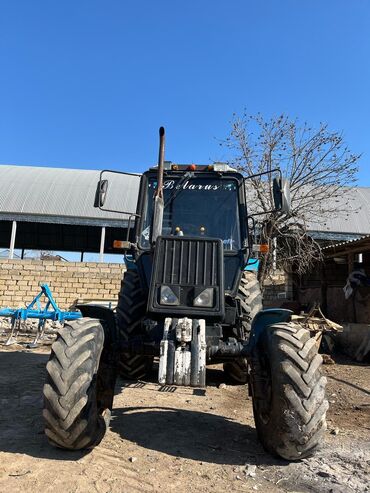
[157,126,165,198]
[207,340,248,360]
[99,226,106,262]
[9,221,17,259]
[151,127,166,244]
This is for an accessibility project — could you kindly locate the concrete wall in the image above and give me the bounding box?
[0,259,125,310]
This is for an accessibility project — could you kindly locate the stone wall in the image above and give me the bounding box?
[263,270,293,307]
[0,259,125,310]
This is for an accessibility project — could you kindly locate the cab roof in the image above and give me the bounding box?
[148,161,238,173]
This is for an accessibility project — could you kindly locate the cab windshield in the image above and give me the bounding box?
[140,176,242,250]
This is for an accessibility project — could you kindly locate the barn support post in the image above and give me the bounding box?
[9,221,17,259]
[348,252,357,323]
[320,263,328,316]
[99,226,106,263]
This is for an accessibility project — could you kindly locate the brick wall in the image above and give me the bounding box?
[0,259,125,310]
[0,258,293,312]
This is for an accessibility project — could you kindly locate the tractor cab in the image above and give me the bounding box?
[138,163,244,251]
[135,163,249,305]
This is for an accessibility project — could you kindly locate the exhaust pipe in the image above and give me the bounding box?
[151,126,165,244]
[157,126,165,194]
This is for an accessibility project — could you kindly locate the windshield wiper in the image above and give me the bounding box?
[164,171,194,208]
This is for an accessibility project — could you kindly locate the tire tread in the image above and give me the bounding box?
[43,318,110,450]
[223,271,262,383]
[251,321,328,460]
[116,269,153,379]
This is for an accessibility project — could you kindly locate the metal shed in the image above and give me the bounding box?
[307,187,370,241]
[1,164,370,259]
[0,165,140,260]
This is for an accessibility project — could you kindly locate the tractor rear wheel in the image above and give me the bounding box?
[43,318,115,450]
[223,270,262,383]
[250,322,328,460]
[116,268,153,379]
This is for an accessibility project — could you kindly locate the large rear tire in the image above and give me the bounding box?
[250,322,328,460]
[223,270,262,383]
[116,269,153,379]
[43,318,115,450]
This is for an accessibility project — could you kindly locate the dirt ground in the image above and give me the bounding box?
[0,335,369,493]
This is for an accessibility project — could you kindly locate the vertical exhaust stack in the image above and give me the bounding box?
[151,126,165,244]
[157,126,165,193]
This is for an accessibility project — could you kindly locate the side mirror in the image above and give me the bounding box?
[94,179,109,208]
[273,177,291,214]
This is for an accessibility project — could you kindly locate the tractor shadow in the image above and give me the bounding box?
[110,405,279,466]
[0,348,284,466]
[0,348,88,461]
[113,366,282,466]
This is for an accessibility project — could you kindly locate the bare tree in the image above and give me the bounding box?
[40,250,57,260]
[222,113,360,285]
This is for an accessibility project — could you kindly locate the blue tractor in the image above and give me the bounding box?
[42,128,328,460]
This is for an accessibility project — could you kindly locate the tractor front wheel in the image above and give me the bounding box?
[43,318,116,450]
[250,322,328,460]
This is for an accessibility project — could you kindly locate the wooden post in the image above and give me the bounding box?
[320,263,328,316]
[348,252,354,274]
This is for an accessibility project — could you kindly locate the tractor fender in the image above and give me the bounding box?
[75,304,117,345]
[248,308,292,352]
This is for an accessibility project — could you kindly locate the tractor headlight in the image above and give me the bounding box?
[193,288,214,308]
[160,285,179,306]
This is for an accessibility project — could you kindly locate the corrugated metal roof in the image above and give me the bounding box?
[307,187,370,235]
[0,165,140,226]
[1,165,370,236]
[322,234,370,251]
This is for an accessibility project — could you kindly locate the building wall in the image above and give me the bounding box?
[0,259,125,310]
[0,258,297,315]
[296,253,370,323]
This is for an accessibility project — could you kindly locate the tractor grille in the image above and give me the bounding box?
[158,237,221,287]
[148,236,224,318]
